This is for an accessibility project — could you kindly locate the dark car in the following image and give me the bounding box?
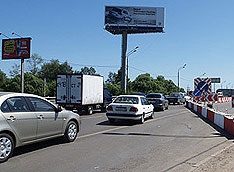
[146,93,169,111]
[166,92,186,105]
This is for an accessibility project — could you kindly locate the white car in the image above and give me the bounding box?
[106,95,154,124]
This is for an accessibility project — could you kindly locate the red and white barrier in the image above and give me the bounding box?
[186,100,233,136]
[214,112,224,129]
[217,97,231,103]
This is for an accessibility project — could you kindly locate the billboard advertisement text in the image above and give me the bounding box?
[2,38,31,60]
[105,6,165,34]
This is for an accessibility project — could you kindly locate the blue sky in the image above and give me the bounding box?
[1,0,234,91]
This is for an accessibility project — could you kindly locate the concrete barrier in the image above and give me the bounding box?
[224,116,234,136]
[214,112,224,129]
[202,106,207,118]
[186,100,234,136]
[207,109,214,123]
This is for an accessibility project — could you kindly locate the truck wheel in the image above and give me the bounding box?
[87,106,93,115]
[0,133,14,163]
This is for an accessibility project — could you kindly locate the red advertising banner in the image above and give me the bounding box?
[2,38,31,59]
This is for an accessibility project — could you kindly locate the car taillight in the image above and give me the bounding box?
[107,106,113,111]
[129,107,138,112]
[159,100,163,103]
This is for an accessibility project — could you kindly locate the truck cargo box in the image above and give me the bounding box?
[56,74,103,105]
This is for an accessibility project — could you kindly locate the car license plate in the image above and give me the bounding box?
[115,107,127,111]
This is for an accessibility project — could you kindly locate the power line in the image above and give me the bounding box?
[40,57,120,69]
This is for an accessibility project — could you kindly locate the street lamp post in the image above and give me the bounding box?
[127,46,139,93]
[177,64,186,92]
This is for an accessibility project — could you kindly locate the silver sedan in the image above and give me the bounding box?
[0,92,80,163]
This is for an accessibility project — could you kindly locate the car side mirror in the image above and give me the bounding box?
[55,105,63,112]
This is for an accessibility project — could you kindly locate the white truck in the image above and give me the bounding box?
[56,74,111,114]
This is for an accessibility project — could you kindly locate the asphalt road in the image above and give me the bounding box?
[0,105,233,172]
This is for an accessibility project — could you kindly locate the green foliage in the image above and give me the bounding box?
[26,53,43,75]
[38,59,73,82]
[105,69,122,85]
[128,74,180,95]
[105,69,180,96]
[131,73,156,94]
[0,70,7,91]
[2,54,183,97]
[4,75,21,92]
[9,63,20,77]
[24,73,44,96]
[4,73,44,95]
[46,80,56,97]
[75,67,97,75]
[105,69,123,95]
[104,83,123,96]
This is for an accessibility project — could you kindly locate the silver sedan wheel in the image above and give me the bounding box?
[65,121,78,142]
[68,124,77,139]
[0,134,14,163]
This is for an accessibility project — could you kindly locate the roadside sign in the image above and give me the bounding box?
[193,89,201,97]
[194,78,212,97]
[197,81,209,92]
[206,94,218,101]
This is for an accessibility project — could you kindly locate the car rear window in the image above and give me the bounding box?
[146,94,161,98]
[114,97,138,104]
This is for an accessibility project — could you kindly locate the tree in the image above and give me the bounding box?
[0,70,7,91]
[105,69,122,85]
[131,73,157,94]
[24,73,44,96]
[46,80,57,97]
[38,59,73,82]
[4,75,21,92]
[74,67,97,75]
[4,73,44,95]
[9,63,20,77]
[105,69,123,95]
[26,53,43,75]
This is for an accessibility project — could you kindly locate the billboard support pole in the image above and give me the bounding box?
[121,32,127,93]
[21,58,24,93]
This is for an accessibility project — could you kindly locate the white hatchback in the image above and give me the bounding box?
[106,95,154,124]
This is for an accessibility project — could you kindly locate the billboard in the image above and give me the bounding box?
[104,6,165,34]
[2,38,31,59]
[211,78,221,83]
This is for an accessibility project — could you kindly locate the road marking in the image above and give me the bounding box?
[79,110,188,139]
